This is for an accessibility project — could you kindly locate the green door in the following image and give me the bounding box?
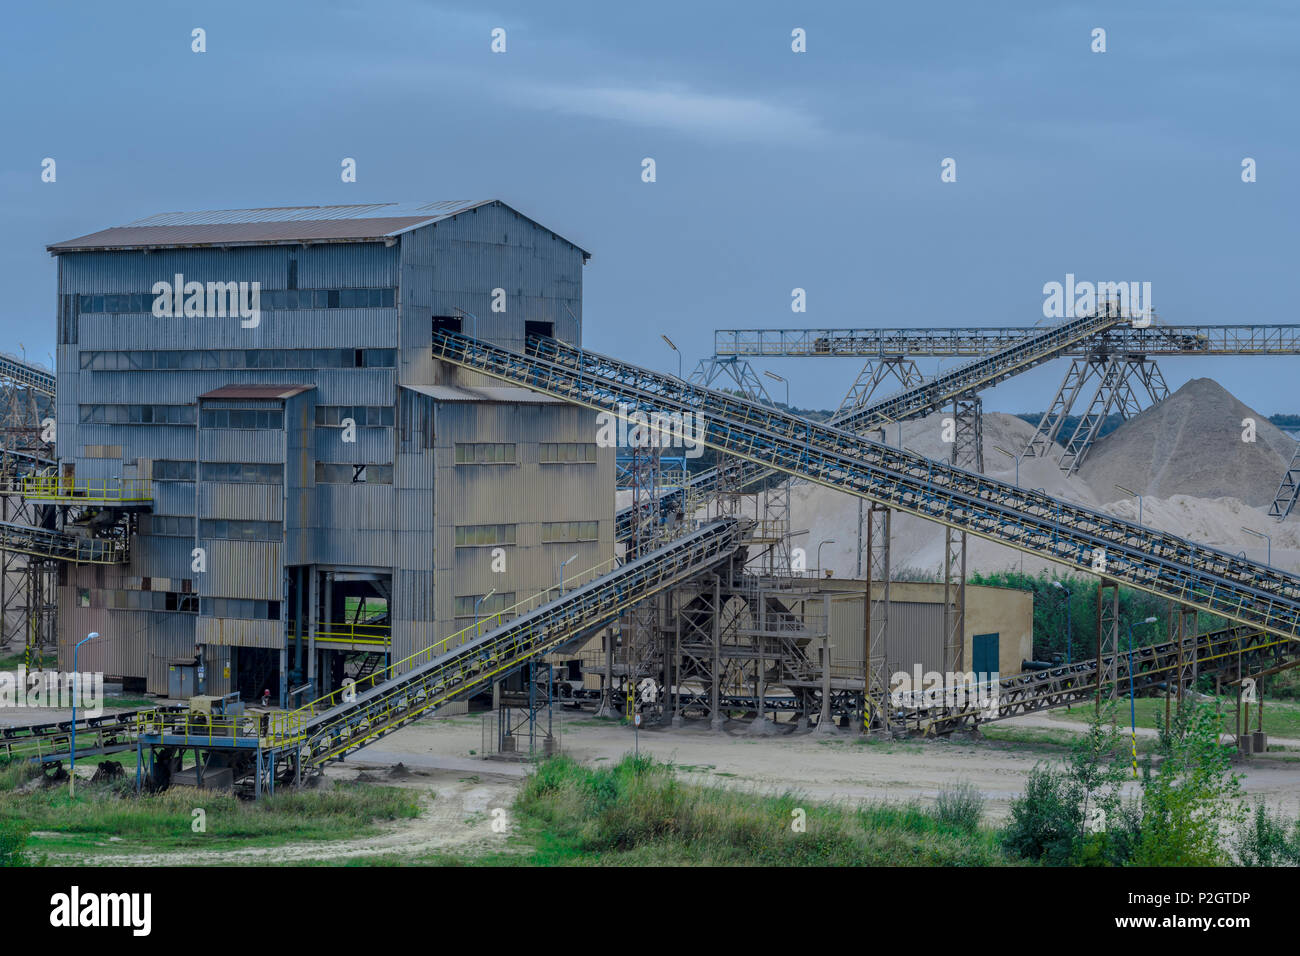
[972,633,1000,678]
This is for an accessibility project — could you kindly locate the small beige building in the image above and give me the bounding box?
[819,578,1034,682]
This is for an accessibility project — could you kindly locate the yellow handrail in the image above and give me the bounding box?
[293,554,621,717]
[135,708,305,747]
[21,476,153,502]
[314,622,391,646]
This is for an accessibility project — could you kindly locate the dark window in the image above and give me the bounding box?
[432,315,462,335]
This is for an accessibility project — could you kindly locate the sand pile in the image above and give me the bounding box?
[785,393,1300,580]
[1078,378,1295,508]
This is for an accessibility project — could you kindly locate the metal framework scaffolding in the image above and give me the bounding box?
[0,354,58,666]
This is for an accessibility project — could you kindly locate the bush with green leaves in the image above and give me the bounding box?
[1234,801,1300,867]
[1001,706,1136,865]
[1001,764,1080,864]
[1133,701,1243,866]
[1003,700,1250,866]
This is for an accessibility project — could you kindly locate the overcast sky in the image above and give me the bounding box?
[3,1,1297,413]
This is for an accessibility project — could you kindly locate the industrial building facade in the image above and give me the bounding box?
[48,201,613,701]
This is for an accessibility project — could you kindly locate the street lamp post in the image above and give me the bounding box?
[816,539,837,577]
[1052,581,1072,664]
[993,445,1021,487]
[763,370,789,410]
[70,631,101,798]
[1115,483,1143,526]
[1241,526,1272,567]
[556,552,579,596]
[1128,615,1160,778]
[474,587,497,639]
[661,334,681,380]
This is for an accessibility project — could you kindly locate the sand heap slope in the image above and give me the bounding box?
[1078,377,1296,508]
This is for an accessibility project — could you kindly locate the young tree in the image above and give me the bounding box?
[1134,701,1244,866]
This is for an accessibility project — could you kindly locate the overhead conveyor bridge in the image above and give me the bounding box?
[433,330,1300,641]
[0,352,56,396]
[616,311,1132,541]
[714,324,1300,358]
[0,519,127,564]
[830,310,1125,433]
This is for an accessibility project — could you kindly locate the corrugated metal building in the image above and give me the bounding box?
[48,201,611,700]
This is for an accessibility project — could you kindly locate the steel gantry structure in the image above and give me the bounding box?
[713,324,1300,358]
[0,352,58,667]
[715,321,1300,497]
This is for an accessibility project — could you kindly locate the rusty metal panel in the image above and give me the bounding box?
[196,616,283,649]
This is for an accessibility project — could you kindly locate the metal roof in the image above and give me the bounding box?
[198,385,315,400]
[47,200,591,257]
[401,383,562,404]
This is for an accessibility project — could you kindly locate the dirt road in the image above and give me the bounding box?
[35,711,1300,864]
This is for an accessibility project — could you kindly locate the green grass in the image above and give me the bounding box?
[0,761,421,859]
[387,754,1015,866]
[1043,695,1300,740]
[980,723,1161,755]
[103,696,154,709]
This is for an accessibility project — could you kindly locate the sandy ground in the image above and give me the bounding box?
[38,767,520,866]
[11,684,1300,865]
[35,708,1300,866]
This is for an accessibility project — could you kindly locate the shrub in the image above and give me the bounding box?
[1234,801,1300,867]
[1001,764,1080,864]
[1134,702,1242,866]
[0,818,31,866]
[933,781,984,833]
